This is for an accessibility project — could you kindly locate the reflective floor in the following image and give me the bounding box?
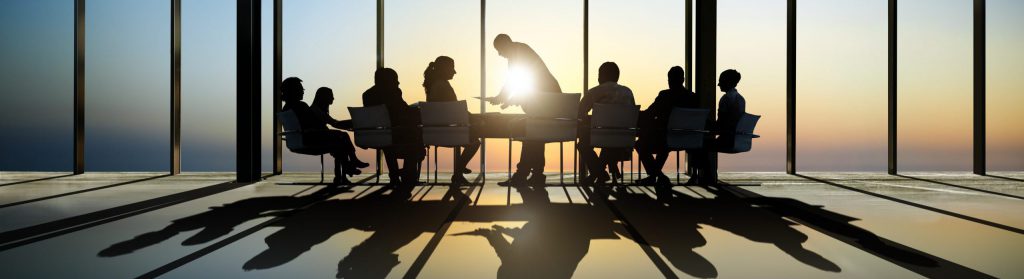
[0,171,1021,278]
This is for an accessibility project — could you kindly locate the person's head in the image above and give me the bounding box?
[312,87,334,108]
[598,62,620,84]
[718,69,741,92]
[493,34,513,58]
[667,66,685,89]
[423,56,456,88]
[281,77,304,102]
[374,68,399,87]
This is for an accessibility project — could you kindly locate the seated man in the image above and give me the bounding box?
[578,62,635,185]
[280,77,367,184]
[362,68,425,185]
[635,66,697,187]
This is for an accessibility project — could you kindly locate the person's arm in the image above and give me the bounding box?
[578,90,595,119]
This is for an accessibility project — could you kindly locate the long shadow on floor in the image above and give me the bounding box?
[710,183,996,278]
[99,180,997,278]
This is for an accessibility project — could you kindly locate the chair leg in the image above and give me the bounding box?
[507,139,512,178]
[434,146,439,184]
[319,155,325,184]
[676,151,681,185]
[559,142,564,185]
[573,140,578,185]
[376,149,381,184]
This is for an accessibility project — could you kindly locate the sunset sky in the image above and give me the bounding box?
[0,0,1020,172]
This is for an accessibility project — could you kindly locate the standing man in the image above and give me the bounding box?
[486,34,563,186]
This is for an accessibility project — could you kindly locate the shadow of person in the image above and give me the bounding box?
[97,186,346,257]
[240,184,468,278]
[453,185,618,279]
[606,189,718,278]
[689,189,842,273]
[335,185,468,278]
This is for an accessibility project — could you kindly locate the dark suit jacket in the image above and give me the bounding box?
[637,87,696,152]
[362,85,415,127]
[716,90,746,149]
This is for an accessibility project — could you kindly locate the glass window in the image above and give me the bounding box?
[85,0,169,171]
[386,0,481,172]
[898,0,973,171]
[796,0,887,171]
[181,0,235,171]
[986,0,1024,171]
[277,0,376,173]
[485,0,583,173]
[719,0,788,171]
[0,0,73,171]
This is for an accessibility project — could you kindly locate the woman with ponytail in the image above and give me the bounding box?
[423,56,479,184]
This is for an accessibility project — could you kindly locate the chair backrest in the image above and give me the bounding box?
[665,108,710,150]
[723,113,761,153]
[348,105,393,148]
[590,103,639,148]
[277,110,305,151]
[419,100,472,147]
[524,93,581,142]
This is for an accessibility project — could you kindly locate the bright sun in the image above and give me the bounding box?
[506,66,535,100]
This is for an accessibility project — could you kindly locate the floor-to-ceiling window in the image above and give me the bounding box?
[278,0,376,172]
[796,0,887,171]
[86,0,169,171]
[986,0,1024,171]
[485,0,583,172]
[181,0,235,171]
[718,0,787,171]
[385,0,481,173]
[589,0,687,174]
[898,0,973,171]
[0,0,73,171]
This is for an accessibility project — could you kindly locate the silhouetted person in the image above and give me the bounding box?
[486,34,563,186]
[688,69,746,185]
[363,68,424,185]
[578,62,635,185]
[635,66,697,187]
[423,56,480,185]
[714,69,746,152]
[312,87,370,169]
[281,77,366,184]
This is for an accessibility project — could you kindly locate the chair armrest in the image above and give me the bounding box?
[667,129,709,133]
[591,126,639,130]
[421,124,472,128]
[352,126,390,131]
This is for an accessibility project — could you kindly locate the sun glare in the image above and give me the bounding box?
[506,66,535,99]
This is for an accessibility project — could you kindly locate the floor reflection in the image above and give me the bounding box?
[92,177,1002,278]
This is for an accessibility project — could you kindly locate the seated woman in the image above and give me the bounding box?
[362,68,425,185]
[422,56,480,185]
[281,77,367,184]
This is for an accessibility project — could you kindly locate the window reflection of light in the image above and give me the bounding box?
[507,66,534,100]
